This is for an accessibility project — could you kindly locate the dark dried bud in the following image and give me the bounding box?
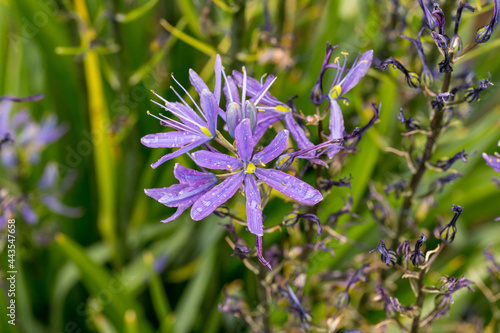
[214,204,230,218]
[370,240,398,267]
[410,233,426,266]
[439,204,463,243]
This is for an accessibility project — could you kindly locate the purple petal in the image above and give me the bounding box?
[21,202,38,225]
[191,150,243,171]
[174,163,217,185]
[191,172,245,220]
[329,100,345,140]
[199,89,218,135]
[254,168,323,205]
[214,55,222,105]
[245,175,263,236]
[338,50,373,95]
[483,153,500,172]
[235,119,255,163]
[189,68,210,97]
[223,76,240,106]
[38,162,59,189]
[40,195,82,218]
[159,181,216,207]
[253,111,284,143]
[252,129,289,165]
[161,204,190,223]
[284,113,314,151]
[145,187,171,201]
[150,138,209,169]
[141,131,203,148]
[38,115,68,145]
[256,236,272,270]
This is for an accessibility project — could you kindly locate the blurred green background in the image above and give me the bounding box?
[1,0,500,332]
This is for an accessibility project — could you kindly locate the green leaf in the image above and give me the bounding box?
[54,233,154,333]
[115,0,159,24]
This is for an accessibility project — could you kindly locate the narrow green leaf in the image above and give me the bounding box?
[160,19,217,56]
[115,0,159,24]
[174,247,216,333]
[54,233,154,333]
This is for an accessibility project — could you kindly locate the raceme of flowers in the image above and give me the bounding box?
[0,95,81,229]
[142,51,374,268]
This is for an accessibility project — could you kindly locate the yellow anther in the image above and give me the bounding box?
[200,126,212,137]
[259,160,266,167]
[241,191,245,197]
[341,52,349,56]
[258,204,262,209]
[227,165,233,171]
[281,182,287,186]
[329,85,342,99]
[245,162,256,174]
[275,105,290,112]
[334,56,339,63]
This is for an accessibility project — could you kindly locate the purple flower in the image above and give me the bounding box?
[483,148,500,172]
[377,57,420,88]
[141,55,223,168]
[370,240,397,267]
[475,0,499,43]
[434,149,475,170]
[326,50,373,158]
[432,4,446,35]
[465,72,494,103]
[397,107,420,131]
[1,97,67,166]
[190,119,322,268]
[431,32,453,73]
[417,0,437,29]
[145,163,218,223]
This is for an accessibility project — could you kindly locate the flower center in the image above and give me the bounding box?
[329,85,342,99]
[245,162,256,174]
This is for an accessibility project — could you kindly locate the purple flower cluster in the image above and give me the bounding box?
[142,51,374,268]
[0,95,81,229]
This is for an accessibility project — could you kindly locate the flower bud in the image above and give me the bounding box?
[334,290,350,309]
[282,213,299,227]
[406,72,420,88]
[226,102,242,138]
[450,34,463,54]
[214,204,230,218]
[421,69,434,87]
[310,82,323,105]
[475,25,493,44]
[434,293,452,312]
[244,101,257,134]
